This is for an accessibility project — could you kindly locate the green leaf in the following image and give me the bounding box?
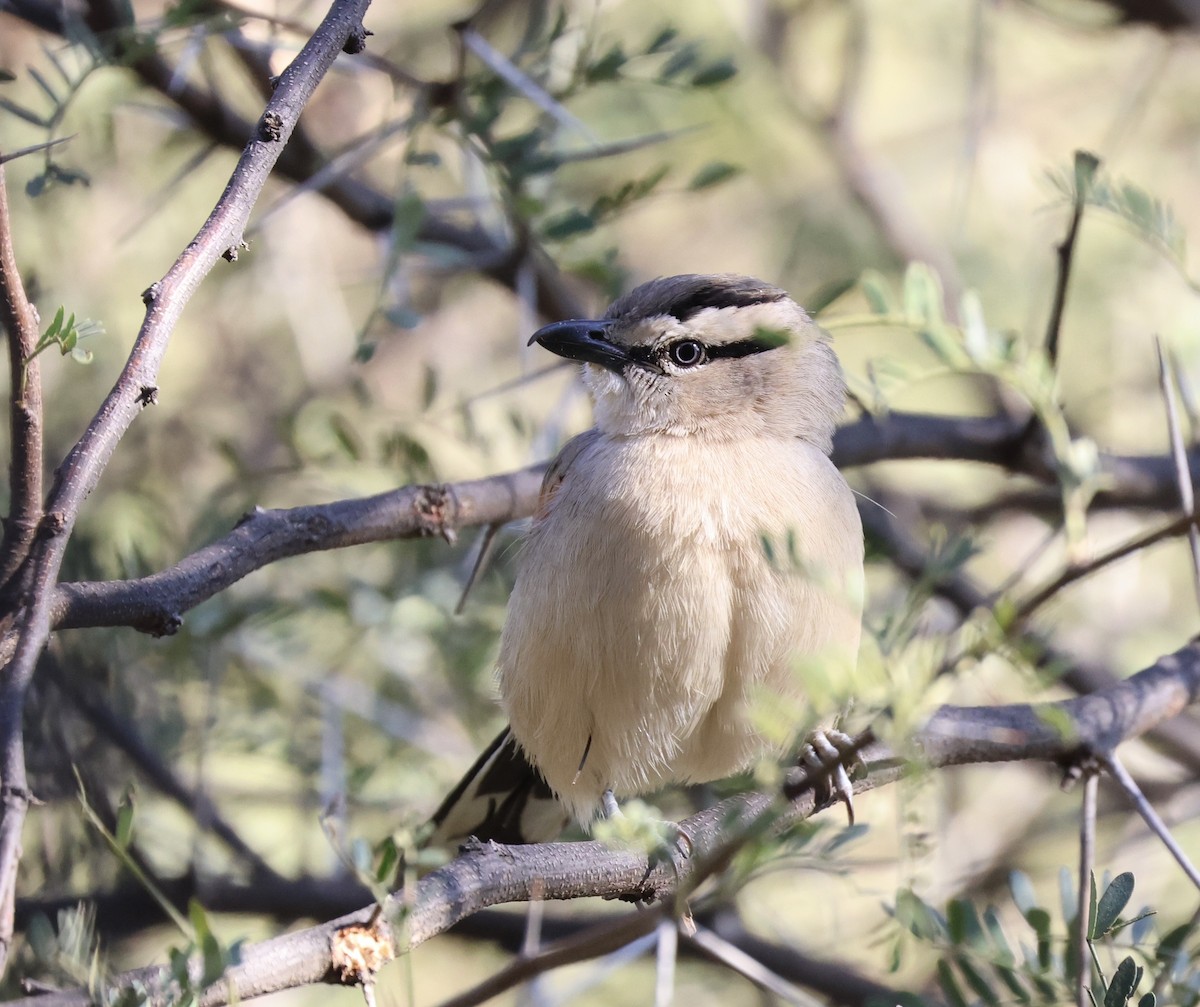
[1074,149,1101,197]
[540,208,596,241]
[390,190,426,254]
[954,954,1000,1005]
[659,43,699,81]
[690,58,736,87]
[26,913,58,962]
[947,899,983,946]
[587,43,626,82]
[1009,871,1038,916]
[1138,994,1156,1007]
[859,270,894,315]
[645,27,677,53]
[115,792,135,850]
[1104,956,1138,1007]
[375,837,399,885]
[688,161,741,190]
[936,959,970,1007]
[1093,872,1134,939]
[44,305,65,342]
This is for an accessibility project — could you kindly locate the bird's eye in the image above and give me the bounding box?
[667,340,705,368]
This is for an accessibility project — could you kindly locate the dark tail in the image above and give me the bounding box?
[427,727,570,847]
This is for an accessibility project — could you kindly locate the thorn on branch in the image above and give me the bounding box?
[415,485,457,544]
[38,511,66,538]
[330,922,395,988]
[259,111,284,142]
[141,282,160,306]
[222,240,249,262]
[236,505,266,528]
[342,24,372,54]
[136,385,158,407]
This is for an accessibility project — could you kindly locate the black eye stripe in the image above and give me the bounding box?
[705,338,781,360]
[623,337,780,371]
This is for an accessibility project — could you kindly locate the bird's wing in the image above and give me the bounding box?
[427,432,605,849]
[535,428,602,520]
[426,727,571,847]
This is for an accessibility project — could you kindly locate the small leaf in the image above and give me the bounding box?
[45,306,65,341]
[70,346,93,364]
[1104,956,1138,1007]
[1138,994,1156,1007]
[645,27,677,53]
[539,208,595,241]
[936,959,970,1007]
[1009,871,1038,916]
[375,837,399,885]
[690,58,736,87]
[390,190,426,254]
[1093,872,1135,939]
[587,43,626,82]
[659,43,698,81]
[688,161,741,190]
[26,913,58,961]
[859,270,894,315]
[115,792,135,849]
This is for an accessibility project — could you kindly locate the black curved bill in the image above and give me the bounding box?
[528,319,631,373]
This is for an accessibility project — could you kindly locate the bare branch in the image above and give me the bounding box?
[0,0,374,973]
[50,468,544,635]
[0,161,43,590]
[1102,753,1200,894]
[1156,336,1200,609]
[1046,152,1099,369]
[1075,770,1097,1007]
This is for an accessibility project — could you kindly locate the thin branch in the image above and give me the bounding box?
[1045,152,1099,368]
[434,910,659,1007]
[0,160,44,591]
[22,636,1200,1007]
[686,924,812,1005]
[1102,753,1200,894]
[1156,336,1200,610]
[1013,512,1192,622]
[1075,770,1097,1007]
[0,0,374,975]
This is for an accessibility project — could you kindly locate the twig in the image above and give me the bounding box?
[0,161,44,591]
[1102,753,1200,893]
[433,911,660,1007]
[1156,336,1200,610]
[1045,151,1099,368]
[1014,512,1192,622]
[654,917,677,1007]
[686,925,814,1006]
[1076,770,1097,1007]
[0,0,374,975]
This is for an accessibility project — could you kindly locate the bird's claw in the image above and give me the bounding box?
[797,728,863,825]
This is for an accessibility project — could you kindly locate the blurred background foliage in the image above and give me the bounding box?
[4,0,1200,1003]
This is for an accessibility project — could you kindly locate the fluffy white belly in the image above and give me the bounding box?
[497,433,862,823]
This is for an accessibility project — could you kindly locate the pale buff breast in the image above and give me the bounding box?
[497,433,863,824]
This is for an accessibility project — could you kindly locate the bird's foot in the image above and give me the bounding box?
[793,728,865,825]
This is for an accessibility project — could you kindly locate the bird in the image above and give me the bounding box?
[430,273,864,847]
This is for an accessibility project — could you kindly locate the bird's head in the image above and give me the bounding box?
[529,274,845,448]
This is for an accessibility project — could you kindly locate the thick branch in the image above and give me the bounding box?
[51,468,543,634]
[0,162,43,590]
[19,637,1200,1007]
